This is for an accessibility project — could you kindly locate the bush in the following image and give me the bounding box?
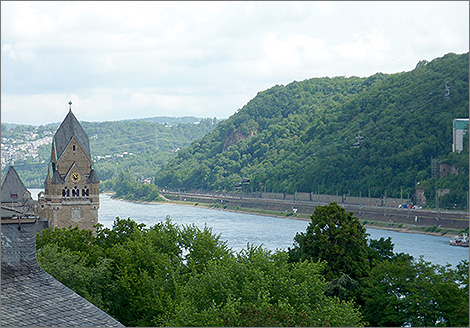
[37,218,365,327]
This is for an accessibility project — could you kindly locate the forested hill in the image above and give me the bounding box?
[1,117,218,188]
[155,52,469,204]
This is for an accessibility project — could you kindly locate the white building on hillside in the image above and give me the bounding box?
[452,118,469,153]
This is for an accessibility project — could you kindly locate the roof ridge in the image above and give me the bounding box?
[1,166,29,203]
[1,222,124,327]
[53,109,91,160]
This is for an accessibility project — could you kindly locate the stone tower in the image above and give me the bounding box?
[37,102,99,230]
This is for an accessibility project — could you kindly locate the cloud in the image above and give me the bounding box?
[1,93,74,125]
[263,33,327,65]
[1,1,468,125]
[0,86,251,125]
[334,31,389,60]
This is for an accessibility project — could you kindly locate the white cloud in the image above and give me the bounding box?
[1,94,74,125]
[1,44,16,60]
[263,33,327,63]
[334,31,389,60]
[1,1,468,125]
[312,1,336,15]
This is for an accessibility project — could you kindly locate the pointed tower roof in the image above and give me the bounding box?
[53,103,91,160]
[87,169,100,183]
[1,166,30,203]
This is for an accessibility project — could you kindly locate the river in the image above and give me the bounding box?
[30,190,469,267]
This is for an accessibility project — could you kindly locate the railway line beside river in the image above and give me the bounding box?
[161,191,469,232]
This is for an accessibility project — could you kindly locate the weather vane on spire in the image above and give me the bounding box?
[68,101,72,111]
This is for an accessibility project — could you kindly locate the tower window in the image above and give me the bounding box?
[73,145,76,151]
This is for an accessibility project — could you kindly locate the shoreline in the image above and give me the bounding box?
[108,194,461,238]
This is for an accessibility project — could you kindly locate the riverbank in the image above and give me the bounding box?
[109,193,465,238]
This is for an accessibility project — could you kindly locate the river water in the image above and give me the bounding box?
[98,194,469,267]
[30,190,468,267]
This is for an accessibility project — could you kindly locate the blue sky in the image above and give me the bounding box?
[1,1,468,125]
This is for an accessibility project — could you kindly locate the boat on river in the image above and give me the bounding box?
[449,233,469,247]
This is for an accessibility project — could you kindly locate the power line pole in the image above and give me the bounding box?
[467,191,469,211]
[384,191,387,217]
[155,127,159,151]
[431,156,439,179]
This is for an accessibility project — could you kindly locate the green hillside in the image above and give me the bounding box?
[1,117,218,188]
[155,52,469,207]
[83,118,217,183]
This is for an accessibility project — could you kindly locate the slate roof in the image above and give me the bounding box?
[1,166,30,204]
[51,168,65,184]
[87,169,100,184]
[53,109,91,160]
[1,166,38,219]
[1,221,124,327]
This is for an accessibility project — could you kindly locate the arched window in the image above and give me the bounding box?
[82,187,89,197]
[62,187,69,197]
[72,186,79,197]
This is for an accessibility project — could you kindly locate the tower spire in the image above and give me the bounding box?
[68,101,72,112]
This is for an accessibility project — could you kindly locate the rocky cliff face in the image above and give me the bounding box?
[222,130,256,152]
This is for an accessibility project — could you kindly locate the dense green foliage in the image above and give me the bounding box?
[36,203,469,327]
[0,159,48,188]
[361,258,469,327]
[288,203,469,327]
[37,216,364,327]
[155,53,469,208]
[90,118,217,187]
[109,171,165,202]
[1,117,217,188]
[4,54,467,209]
[288,202,370,281]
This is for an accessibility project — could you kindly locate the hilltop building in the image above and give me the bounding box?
[1,167,123,327]
[1,165,48,229]
[2,166,35,216]
[37,102,100,230]
[1,221,124,327]
[452,118,469,153]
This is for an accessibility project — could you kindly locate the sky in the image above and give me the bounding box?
[1,1,469,126]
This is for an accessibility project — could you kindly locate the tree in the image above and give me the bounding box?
[288,202,370,281]
[37,217,365,327]
[361,258,469,327]
[37,225,93,251]
[169,245,364,327]
[367,236,395,264]
[37,216,468,327]
[154,52,469,198]
[37,244,112,310]
[112,171,164,202]
[95,217,146,250]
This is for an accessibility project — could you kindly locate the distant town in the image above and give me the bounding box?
[1,129,53,166]
[1,127,182,171]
